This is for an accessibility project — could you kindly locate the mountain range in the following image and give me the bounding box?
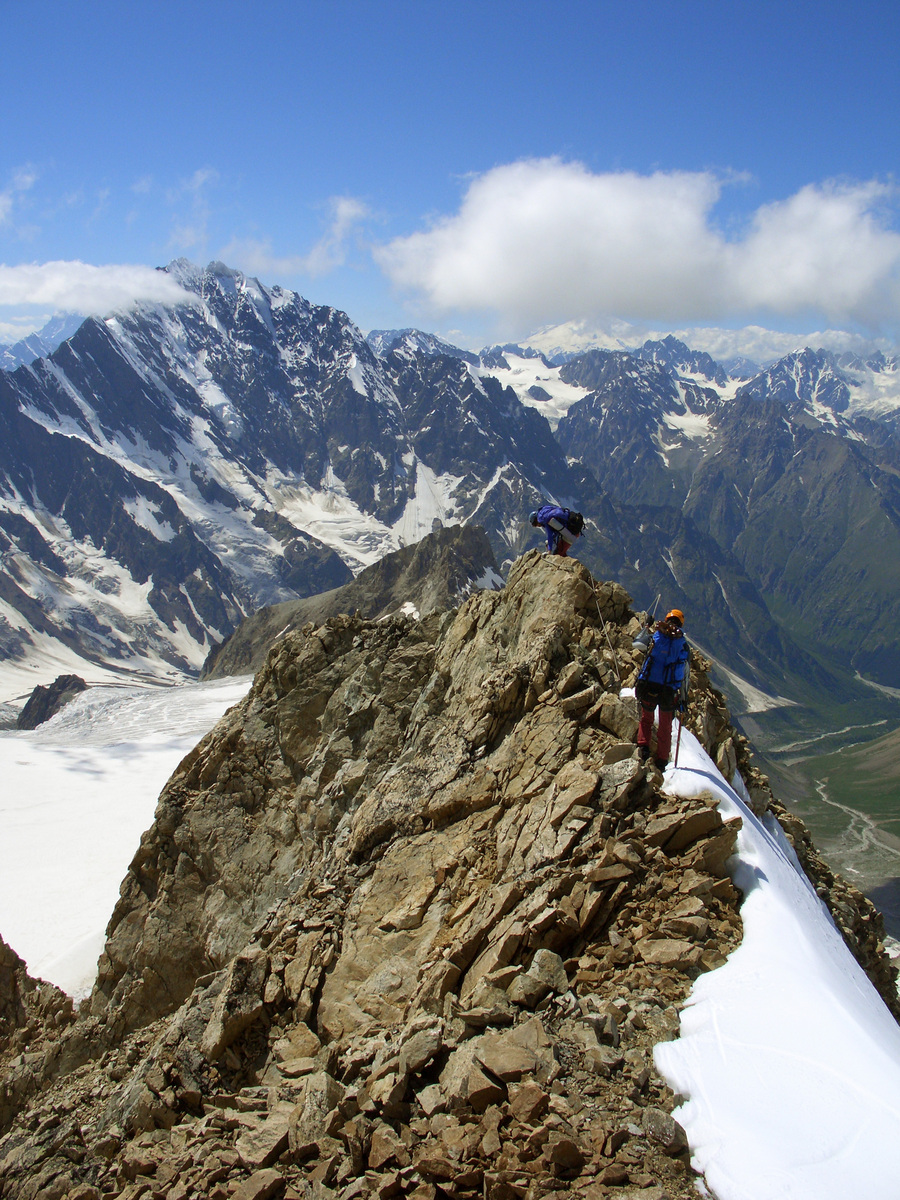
[2,260,899,754]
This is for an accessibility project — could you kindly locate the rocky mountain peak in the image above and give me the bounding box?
[0,553,895,1199]
[635,336,729,388]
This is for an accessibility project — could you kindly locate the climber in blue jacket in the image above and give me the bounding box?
[634,608,690,770]
[529,505,584,557]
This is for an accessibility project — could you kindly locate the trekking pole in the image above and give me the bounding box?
[673,705,685,768]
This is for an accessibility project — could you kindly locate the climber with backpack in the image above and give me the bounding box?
[634,608,690,771]
[529,505,585,557]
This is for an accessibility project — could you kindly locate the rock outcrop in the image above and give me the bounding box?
[16,675,87,731]
[0,936,75,1136]
[1,552,895,1200]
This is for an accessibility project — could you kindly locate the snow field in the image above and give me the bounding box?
[0,677,252,999]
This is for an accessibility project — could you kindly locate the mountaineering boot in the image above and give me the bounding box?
[654,758,667,771]
[637,745,651,762]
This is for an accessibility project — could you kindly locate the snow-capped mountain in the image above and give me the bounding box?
[0,313,85,371]
[547,340,900,708]
[740,345,900,426]
[517,317,637,362]
[366,327,478,364]
[2,262,899,753]
[0,262,599,695]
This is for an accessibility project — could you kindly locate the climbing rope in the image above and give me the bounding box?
[585,565,623,689]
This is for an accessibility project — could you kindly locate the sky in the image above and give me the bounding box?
[2,0,900,355]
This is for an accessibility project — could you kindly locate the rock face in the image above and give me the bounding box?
[201,524,502,681]
[0,936,75,1135]
[15,674,87,730]
[0,553,896,1200]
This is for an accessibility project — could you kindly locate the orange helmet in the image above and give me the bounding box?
[665,609,684,626]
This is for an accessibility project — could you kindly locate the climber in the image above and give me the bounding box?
[529,505,584,557]
[634,608,690,771]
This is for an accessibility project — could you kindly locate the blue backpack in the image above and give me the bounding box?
[638,625,690,689]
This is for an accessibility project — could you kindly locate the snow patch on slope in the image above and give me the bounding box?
[657,727,900,1200]
[478,353,591,427]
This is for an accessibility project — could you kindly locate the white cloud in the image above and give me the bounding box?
[523,315,893,369]
[0,316,49,344]
[0,262,195,314]
[731,181,900,327]
[167,167,219,253]
[668,324,893,366]
[0,165,38,227]
[375,160,900,335]
[221,195,371,280]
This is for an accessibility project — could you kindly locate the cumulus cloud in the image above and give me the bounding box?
[221,196,371,280]
[0,262,195,314]
[668,323,893,367]
[375,160,900,334]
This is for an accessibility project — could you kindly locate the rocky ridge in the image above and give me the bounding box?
[200,526,502,682]
[1,553,896,1200]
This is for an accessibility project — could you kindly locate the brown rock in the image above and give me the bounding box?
[662,806,723,854]
[689,823,741,877]
[475,1034,542,1082]
[636,937,702,970]
[598,1161,630,1185]
[584,1044,624,1077]
[466,1065,507,1112]
[544,1135,585,1172]
[273,1021,321,1062]
[506,972,549,1008]
[399,1026,442,1075]
[231,1169,285,1200]
[416,1084,447,1116]
[507,1080,549,1123]
[235,1111,291,1169]
[368,1123,409,1170]
[665,915,709,940]
[643,1107,688,1155]
[644,813,687,848]
[584,863,634,884]
[414,1154,458,1181]
[200,946,268,1061]
[526,949,569,994]
[594,693,639,741]
[288,1071,347,1152]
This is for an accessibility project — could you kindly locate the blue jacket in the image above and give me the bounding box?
[535,505,576,553]
[638,629,690,688]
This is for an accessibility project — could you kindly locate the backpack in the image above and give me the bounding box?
[535,506,583,534]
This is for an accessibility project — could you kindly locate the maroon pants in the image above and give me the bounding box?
[637,704,674,762]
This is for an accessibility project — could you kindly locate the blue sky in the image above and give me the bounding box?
[2,0,899,354]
